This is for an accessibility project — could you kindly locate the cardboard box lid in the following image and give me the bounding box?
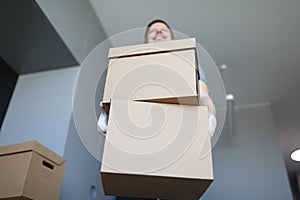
[0,141,65,165]
[108,38,196,59]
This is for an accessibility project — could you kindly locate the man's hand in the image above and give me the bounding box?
[97,101,108,133]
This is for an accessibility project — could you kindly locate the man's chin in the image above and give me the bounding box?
[153,38,167,43]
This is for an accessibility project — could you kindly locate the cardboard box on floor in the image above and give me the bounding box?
[102,38,200,113]
[101,100,213,200]
[0,141,66,200]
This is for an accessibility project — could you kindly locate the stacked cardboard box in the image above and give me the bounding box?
[0,141,65,200]
[101,38,213,199]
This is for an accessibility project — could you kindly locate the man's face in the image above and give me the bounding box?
[146,22,172,43]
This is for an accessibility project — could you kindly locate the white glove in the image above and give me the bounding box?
[208,113,217,138]
[97,102,108,133]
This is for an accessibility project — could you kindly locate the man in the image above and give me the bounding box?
[98,20,217,138]
[99,20,213,200]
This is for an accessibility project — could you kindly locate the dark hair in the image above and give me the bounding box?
[145,19,174,43]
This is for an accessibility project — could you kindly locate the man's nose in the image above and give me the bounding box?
[156,28,163,33]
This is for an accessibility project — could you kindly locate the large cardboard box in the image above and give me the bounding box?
[0,141,66,200]
[102,38,200,113]
[101,100,213,200]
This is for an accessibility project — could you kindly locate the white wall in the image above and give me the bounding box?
[0,1,113,199]
[0,65,293,200]
[297,173,300,194]
[0,67,78,156]
[203,105,293,199]
[60,117,112,200]
[0,66,112,200]
[36,0,108,63]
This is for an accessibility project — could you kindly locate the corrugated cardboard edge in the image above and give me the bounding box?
[1,197,32,200]
[108,38,196,58]
[101,171,213,199]
[0,141,65,166]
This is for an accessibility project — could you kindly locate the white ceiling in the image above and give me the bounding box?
[90,0,300,106]
[0,0,78,74]
[89,0,300,197]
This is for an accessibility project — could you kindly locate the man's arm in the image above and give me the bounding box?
[199,80,216,116]
[199,80,217,137]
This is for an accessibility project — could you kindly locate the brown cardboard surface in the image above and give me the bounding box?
[0,141,65,200]
[1,197,32,200]
[102,38,199,112]
[108,38,196,58]
[0,141,65,165]
[101,173,211,200]
[101,100,213,199]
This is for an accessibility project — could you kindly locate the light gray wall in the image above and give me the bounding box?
[36,0,108,63]
[203,105,293,200]
[0,68,292,200]
[0,67,78,155]
[58,23,111,199]
[61,117,112,200]
[297,173,300,193]
[0,1,112,199]
[0,66,112,200]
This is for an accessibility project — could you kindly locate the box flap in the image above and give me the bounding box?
[0,141,65,165]
[108,38,196,58]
